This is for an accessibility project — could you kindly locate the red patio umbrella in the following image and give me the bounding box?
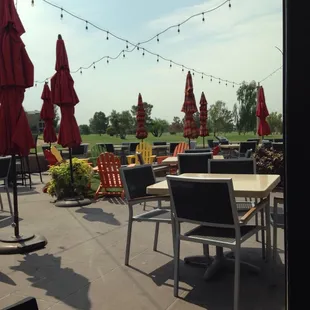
[199,92,209,147]
[181,71,198,147]
[0,0,46,252]
[40,82,57,145]
[256,86,271,138]
[136,93,148,140]
[50,34,81,194]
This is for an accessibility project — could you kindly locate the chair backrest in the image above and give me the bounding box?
[71,144,87,156]
[135,141,154,164]
[97,152,123,190]
[120,164,156,201]
[178,153,213,174]
[173,142,189,156]
[129,142,139,152]
[105,144,115,153]
[239,141,257,154]
[32,134,39,149]
[136,152,145,165]
[50,146,63,162]
[247,138,260,145]
[262,141,272,149]
[208,158,256,174]
[153,141,167,146]
[207,139,214,148]
[167,176,238,227]
[169,142,179,155]
[0,156,11,179]
[185,148,212,153]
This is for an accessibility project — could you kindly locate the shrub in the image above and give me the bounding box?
[169,131,176,135]
[106,127,115,136]
[47,158,93,200]
[254,146,284,188]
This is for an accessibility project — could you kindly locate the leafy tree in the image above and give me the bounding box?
[237,81,257,134]
[106,127,116,136]
[131,102,153,128]
[208,101,233,135]
[79,124,90,135]
[89,111,109,135]
[267,112,283,134]
[169,116,183,133]
[193,112,200,128]
[232,103,242,134]
[150,118,169,137]
[109,110,134,139]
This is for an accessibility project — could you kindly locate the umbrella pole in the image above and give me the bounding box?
[203,136,205,148]
[69,147,74,190]
[188,138,191,149]
[11,154,20,238]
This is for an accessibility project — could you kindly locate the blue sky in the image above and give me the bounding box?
[18,0,283,125]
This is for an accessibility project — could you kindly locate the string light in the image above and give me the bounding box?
[31,0,34,7]
[210,76,212,82]
[37,0,230,48]
[229,0,232,8]
[85,21,88,30]
[170,60,172,68]
[201,74,204,79]
[177,25,180,33]
[34,0,241,86]
[93,63,96,69]
[259,66,282,83]
[202,13,205,22]
[79,68,82,74]
[126,41,129,49]
[60,8,63,19]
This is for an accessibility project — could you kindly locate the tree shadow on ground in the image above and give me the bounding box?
[76,207,121,225]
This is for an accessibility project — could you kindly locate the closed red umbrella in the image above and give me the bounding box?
[40,82,57,144]
[51,34,81,148]
[136,93,148,140]
[0,0,46,252]
[199,92,209,147]
[181,71,198,147]
[256,86,271,137]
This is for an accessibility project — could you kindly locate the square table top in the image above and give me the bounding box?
[146,173,280,198]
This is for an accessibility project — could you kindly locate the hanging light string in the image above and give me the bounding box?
[36,0,231,47]
[258,65,282,83]
[32,0,238,86]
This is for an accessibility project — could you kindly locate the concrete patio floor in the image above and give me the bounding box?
[0,175,285,310]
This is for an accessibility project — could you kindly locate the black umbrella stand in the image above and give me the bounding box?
[0,155,48,254]
[202,136,205,148]
[55,147,91,208]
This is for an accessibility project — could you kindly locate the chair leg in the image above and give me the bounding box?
[255,213,259,242]
[173,235,180,297]
[261,209,266,260]
[143,202,146,211]
[25,156,32,188]
[233,246,241,310]
[35,153,43,183]
[5,186,13,216]
[0,193,3,210]
[153,222,160,251]
[125,218,133,266]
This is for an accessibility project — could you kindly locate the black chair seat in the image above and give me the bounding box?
[133,208,171,222]
[184,225,259,244]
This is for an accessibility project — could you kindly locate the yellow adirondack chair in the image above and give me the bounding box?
[50,146,63,163]
[126,141,156,165]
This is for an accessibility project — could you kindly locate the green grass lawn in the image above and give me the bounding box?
[77,132,282,149]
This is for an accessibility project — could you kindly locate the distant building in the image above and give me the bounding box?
[26,110,45,133]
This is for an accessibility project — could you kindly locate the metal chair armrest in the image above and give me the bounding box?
[239,198,268,225]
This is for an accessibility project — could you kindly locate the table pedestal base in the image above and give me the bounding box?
[184,244,213,267]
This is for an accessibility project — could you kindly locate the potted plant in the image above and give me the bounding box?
[46,158,93,201]
[254,146,284,189]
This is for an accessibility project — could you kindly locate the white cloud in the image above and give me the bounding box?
[17,0,283,124]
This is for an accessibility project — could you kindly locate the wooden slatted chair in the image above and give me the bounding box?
[95,152,124,199]
[126,141,156,165]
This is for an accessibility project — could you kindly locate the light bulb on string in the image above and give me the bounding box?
[202,13,205,22]
[106,31,109,40]
[229,0,232,8]
[137,43,140,51]
[170,61,172,68]
[157,35,159,43]
[107,56,109,64]
[31,0,34,6]
[201,74,204,79]
[123,50,125,58]
[225,80,227,86]
[142,48,145,57]
[85,21,88,30]
[177,25,180,33]
[192,71,195,76]
[210,76,213,82]
[232,83,235,88]
[126,41,129,49]
[35,83,37,87]
[219,79,221,84]
[93,63,96,69]
[182,66,184,72]
[157,55,159,62]
[80,68,82,74]
[60,8,63,19]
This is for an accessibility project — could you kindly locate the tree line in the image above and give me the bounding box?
[78,81,283,138]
